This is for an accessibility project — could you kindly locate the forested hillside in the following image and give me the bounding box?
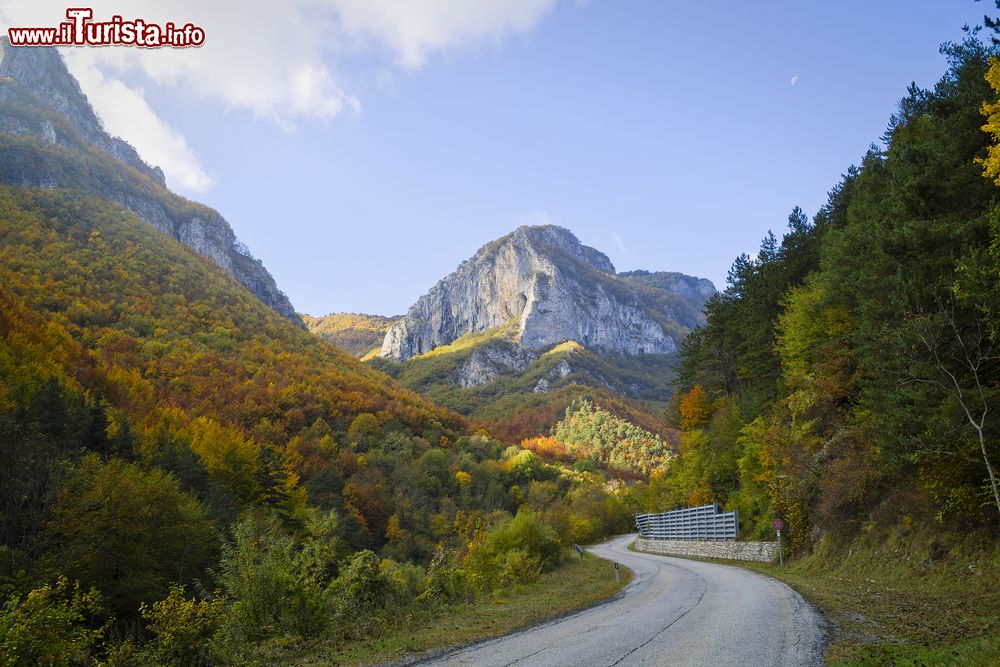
[302,312,397,358]
[0,187,634,664]
[0,37,299,320]
[647,36,1000,549]
[6,7,1000,664]
[373,333,678,442]
[522,398,672,477]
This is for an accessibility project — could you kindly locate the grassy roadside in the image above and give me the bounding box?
[284,549,632,666]
[631,530,1000,666]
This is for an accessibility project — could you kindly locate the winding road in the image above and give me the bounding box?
[415,534,825,666]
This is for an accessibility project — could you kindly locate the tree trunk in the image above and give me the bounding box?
[974,425,1000,520]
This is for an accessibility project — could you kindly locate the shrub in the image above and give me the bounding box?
[137,585,225,667]
[328,551,393,636]
[416,548,469,607]
[39,455,214,617]
[463,511,561,592]
[379,559,427,609]
[484,510,562,571]
[499,549,543,586]
[0,577,105,667]
[216,513,333,642]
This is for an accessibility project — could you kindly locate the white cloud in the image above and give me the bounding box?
[0,1,560,192]
[790,75,799,86]
[330,0,559,69]
[62,50,214,192]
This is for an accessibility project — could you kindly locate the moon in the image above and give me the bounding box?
[790,75,799,86]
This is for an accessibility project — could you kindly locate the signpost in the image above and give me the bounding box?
[574,544,585,559]
[772,519,784,566]
[614,562,620,584]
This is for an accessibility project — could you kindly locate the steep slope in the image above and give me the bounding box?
[367,225,714,440]
[1,185,666,662]
[380,225,705,360]
[0,38,298,321]
[303,312,398,357]
[617,270,716,331]
[0,185,464,456]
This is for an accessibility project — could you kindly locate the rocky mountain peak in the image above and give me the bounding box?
[379,225,713,361]
[503,224,616,274]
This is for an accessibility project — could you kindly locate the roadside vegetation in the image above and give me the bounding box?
[285,550,630,666]
[639,30,1000,563]
[673,526,1000,666]
[622,16,1000,665]
[0,188,636,665]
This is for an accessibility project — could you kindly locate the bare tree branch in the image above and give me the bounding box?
[903,305,1000,520]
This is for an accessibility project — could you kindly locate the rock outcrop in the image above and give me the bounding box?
[380,225,714,360]
[0,38,299,323]
[451,340,537,388]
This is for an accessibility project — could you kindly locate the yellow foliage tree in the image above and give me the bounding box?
[979,57,1000,184]
[189,416,262,502]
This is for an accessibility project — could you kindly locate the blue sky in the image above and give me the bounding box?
[5,1,992,315]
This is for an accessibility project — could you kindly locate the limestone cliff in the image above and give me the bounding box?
[380,225,714,361]
[0,38,299,322]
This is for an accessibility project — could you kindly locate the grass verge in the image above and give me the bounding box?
[632,529,1000,666]
[284,550,632,666]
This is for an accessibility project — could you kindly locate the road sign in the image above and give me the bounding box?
[773,519,784,566]
[574,544,585,559]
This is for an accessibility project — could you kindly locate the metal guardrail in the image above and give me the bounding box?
[635,503,738,540]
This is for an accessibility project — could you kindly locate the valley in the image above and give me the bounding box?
[1,4,1000,665]
[309,224,713,441]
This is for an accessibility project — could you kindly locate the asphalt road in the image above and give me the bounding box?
[414,534,825,666]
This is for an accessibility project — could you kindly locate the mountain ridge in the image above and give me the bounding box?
[379,224,714,361]
[364,225,714,440]
[0,38,299,323]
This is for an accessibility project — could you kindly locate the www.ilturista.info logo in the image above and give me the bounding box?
[7,8,205,48]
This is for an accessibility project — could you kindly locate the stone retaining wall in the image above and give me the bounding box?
[633,537,778,562]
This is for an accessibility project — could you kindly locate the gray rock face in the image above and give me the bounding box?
[532,358,573,393]
[620,271,716,302]
[617,270,717,330]
[0,38,299,323]
[380,225,714,360]
[452,340,537,388]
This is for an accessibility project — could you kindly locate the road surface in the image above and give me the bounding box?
[414,534,825,666]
